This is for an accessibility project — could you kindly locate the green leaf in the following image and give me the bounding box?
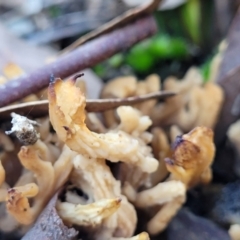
[181,0,201,44]
[149,35,189,59]
[125,40,155,73]
[108,53,124,68]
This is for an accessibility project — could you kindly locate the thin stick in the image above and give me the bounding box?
[0,91,176,121]
[0,15,157,108]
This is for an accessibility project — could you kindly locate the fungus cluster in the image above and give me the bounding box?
[0,68,223,239]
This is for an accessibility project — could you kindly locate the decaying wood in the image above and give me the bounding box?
[0,15,157,108]
[0,91,175,121]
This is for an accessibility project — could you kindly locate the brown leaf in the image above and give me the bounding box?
[22,193,78,240]
[0,91,175,122]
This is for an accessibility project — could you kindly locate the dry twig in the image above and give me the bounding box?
[0,90,175,121]
[0,15,157,107]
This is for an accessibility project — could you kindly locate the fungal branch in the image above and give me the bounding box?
[0,71,218,239]
[47,77,156,239]
[48,77,159,174]
[135,126,215,235]
[3,113,78,226]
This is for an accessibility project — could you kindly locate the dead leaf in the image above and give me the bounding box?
[22,193,78,240]
[0,91,175,122]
